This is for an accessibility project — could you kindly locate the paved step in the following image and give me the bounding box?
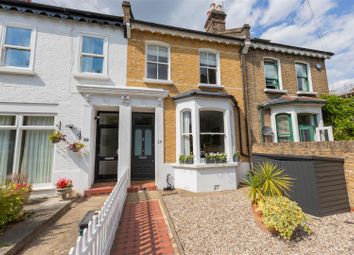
[127,182,157,193]
[84,186,114,197]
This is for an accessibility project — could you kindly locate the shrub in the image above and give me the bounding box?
[0,182,29,231]
[243,161,293,204]
[258,196,312,240]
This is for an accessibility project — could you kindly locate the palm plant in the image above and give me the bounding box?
[242,161,293,204]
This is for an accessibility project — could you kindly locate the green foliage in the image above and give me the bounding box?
[0,181,29,231]
[320,94,354,140]
[243,161,293,203]
[179,154,193,163]
[258,196,312,240]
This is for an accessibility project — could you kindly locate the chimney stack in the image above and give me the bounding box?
[204,2,227,33]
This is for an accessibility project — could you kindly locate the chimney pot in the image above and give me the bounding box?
[210,3,216,11]
[216,4,222,11]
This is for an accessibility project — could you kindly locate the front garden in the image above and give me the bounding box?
[163,162,354,254]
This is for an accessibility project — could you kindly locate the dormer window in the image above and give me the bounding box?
[264,59,280,90]
[296,62,311,92]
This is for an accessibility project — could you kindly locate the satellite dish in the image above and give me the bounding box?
[262,126,274,136]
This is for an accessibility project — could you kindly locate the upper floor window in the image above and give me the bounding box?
[296,63,311,92]
[264,59,280,89]
[146,44,169,80]
[2,27,32,68]
[200,51,218,85]
[80,36,105,74]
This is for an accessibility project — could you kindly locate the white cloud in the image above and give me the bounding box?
[260,0,300,26]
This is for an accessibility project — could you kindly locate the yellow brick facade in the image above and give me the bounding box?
[126,30,249,163]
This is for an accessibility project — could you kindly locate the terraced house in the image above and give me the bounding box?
[0,0,336,195]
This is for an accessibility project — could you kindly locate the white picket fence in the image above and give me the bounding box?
[68,168,129,255]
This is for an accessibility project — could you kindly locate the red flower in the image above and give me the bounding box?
[56,178,73,189]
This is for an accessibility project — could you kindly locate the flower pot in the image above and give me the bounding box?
[50,137,62,144]
[56,187,72,200]
[216,159,227,164]
[206,158,215,164]
[233,155,240,162]
[185,159,193,164]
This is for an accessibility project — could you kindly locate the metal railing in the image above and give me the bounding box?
[68,168,129,255]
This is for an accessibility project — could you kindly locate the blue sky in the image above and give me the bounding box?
[37,0,354,90]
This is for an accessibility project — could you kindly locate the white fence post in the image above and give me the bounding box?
[68,168,129,255]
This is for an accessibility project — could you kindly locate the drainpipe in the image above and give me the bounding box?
[259,106,264,144]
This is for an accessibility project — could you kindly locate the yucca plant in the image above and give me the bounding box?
[242,161,293,204]
[254,161,293,197]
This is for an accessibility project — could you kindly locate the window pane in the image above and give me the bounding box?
[81,56,104,73]
[158,64,168,80]
[297,77,309,91]
[100,128,118,156]
[208,53,217,68]
[264,61,278,80]
[5,27,31,47]
[0,115,16,126]
[266,79,279,89]
[147,45,158,62]
[182,111,192,133]
[276,114,292,142]
[82,36,104,55]
[19,130,54,183]
[208,68,217,84]
[147,62,158,79]
[200,52,208,66]
[182,135,193,155]
[296,63,308,78]
[200,111,224,133]
[23,116,54,126]
[134,129,143,156]
[0,130,16,182]
[158,46,168,63]
[144,129,152,156]
[200,134,225,156]
[4,48,30,68]
[200,67,208,83]
[99,113,119,125]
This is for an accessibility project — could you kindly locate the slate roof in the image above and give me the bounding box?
[259,95,326,108]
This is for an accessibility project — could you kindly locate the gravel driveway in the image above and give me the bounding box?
[163,189,354,255]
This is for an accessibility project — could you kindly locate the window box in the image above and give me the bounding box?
[179,158,194,164]
[206,158,216,164]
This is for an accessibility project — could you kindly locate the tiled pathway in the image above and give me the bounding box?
[110,192,176,255]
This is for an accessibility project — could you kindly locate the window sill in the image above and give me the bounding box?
[143,78,174,85]
[297,91,318,96]
[198,83,224,89]
[0,67,36,76]
[264,88,287,94]
[73,72,109,81]
[171,162,238,169]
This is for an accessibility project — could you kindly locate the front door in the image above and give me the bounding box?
[95,112,119,181]
[131,112,155,180]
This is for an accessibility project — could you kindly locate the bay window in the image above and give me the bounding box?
[199,111,225,157]
[181,111,193,155]
[0,115,55,184]
[2,26,33,68]
[146,44,169,80]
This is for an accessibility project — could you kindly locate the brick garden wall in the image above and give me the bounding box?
[253,141,354,209]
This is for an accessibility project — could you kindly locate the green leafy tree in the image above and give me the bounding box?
[321,94,354,140]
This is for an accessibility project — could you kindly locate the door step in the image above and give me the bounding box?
[128,182,157,193]
[84,183,116,197]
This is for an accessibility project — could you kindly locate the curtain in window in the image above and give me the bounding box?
[20,117,54,184]
[182,111,192,155]
[276,114,293,142]
[0,116,15,182]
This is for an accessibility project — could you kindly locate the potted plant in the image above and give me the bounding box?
[56,178,73,200]
[205,153,216,164]
[179,154,193,164]
[48,131,66,144]
[216,153,227,163]
[68,142,85,152]
[233,151,240,162]
[11,174,32,203]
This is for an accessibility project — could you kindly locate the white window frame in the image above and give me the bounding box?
[198,48,222,88]
[144,41,172,84]
[263,57,286,93]
[180,109,193,155]
[0,114,56,187]
[74,33,108,80]
[0,23,37,75]
[295,61,313,93]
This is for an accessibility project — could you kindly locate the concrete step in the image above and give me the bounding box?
[84,185,115,197]
[30,188,57,200]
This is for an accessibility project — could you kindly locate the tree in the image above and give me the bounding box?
[320,94,354,141]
